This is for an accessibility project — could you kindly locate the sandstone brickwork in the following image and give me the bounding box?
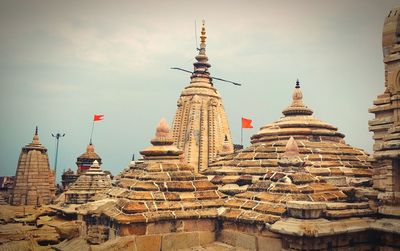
[369,7,400,211]
[64,160,112,205]
[207,81,373,200]
[10,127,55,206]
[172,22,233,173]
[78,119,226,243]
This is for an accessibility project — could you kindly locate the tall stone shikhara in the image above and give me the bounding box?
[172,22,233,173]
[11,127,54,205]
[369,7,400,212]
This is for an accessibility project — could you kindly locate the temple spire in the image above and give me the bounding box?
[32,126,40,144]
[295,79,300,88]
[193,20,211,77]
[199,20,207,55]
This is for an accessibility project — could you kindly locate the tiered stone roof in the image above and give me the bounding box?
[64,160,112,204]
[172,21,234,173]
[219,137,374,225]
[207,81,372,197]
[11,127,55,206]
[94,119,226,224]
[76,143,102,174]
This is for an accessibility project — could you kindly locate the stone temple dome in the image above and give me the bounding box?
[206,80,373,198]
[78,119,226,242]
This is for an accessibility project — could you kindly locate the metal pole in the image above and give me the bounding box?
[241,126,243,146]
[54,135,59,179]
[52,132,65,184]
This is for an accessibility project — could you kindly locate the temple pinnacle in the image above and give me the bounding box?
[295,79,300,89]
[33,126,40,144]
[200,20,206,49]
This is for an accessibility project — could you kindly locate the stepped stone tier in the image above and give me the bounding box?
[369,7,400,212]
[11,127,55,206]
[64,160,112,205]
[77,119,226,244]
[61,168,79,190]
[206,81,373,198]
[217,137,377,250]
[172,21,234,173]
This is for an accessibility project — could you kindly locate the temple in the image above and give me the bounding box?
[172,21,234,173]
[61,143,103,190]
[77,119,226,245]
[76,143,102,174]
[1,7,400,251]
[369,5,400,231]
[206,81,374,198]
[10,127,55,206]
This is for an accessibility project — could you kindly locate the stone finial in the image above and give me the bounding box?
[278,137,304,168]
[91,160,100,169]
[32,126,40,144]
[295,79,300,88]
[200,20,207,50]
[87,143,95,153]
[282,79,314,116]
[193,20,211,78]
[155,118,170,138]
[283,137,300,158]
[150,118,175,146]
[141,118,183,157]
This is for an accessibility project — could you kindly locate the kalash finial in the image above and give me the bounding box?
[32,126,40,144]
[200,20,207,48]
[193,19,211,77]
[282,79,313,116]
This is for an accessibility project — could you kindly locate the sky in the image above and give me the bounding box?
[0,0,399,182]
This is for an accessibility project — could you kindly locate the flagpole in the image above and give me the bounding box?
[89,120,95,144]
[241,124,243,146]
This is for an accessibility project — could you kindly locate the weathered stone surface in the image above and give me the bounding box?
[172,23,233,173]
[161,232,200,251]
[208,83,373,196]
[11,128,54,206]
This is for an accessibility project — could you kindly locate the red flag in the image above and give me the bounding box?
[93,114,104,122]
[242,117,253,128]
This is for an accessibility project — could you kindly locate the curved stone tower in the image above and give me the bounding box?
[369,6,400,213]
[11,127,55,205]
[172,22,233,173]
[207,81,372,198]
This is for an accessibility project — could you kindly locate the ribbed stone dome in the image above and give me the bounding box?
[207,81,372,195]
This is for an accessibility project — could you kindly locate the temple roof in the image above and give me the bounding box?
[83,119,226,224]
[219,137,373,225]
[23,126,47,152]
[64,160,112,204]
[77,143,101,160]
[207,80,372,195]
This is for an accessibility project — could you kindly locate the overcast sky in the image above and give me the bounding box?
[0,0,399,182]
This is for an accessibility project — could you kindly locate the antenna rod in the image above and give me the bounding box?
[195,20,199,51]
[170,67,242,86]
[212,77,242,86]
[171,67,193,74]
